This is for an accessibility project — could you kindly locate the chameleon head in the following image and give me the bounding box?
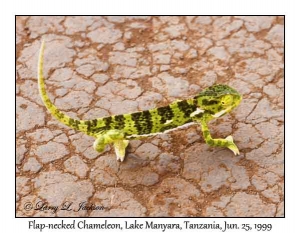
[195,84,242,118]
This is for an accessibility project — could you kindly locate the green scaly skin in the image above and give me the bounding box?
[38,41,242,161]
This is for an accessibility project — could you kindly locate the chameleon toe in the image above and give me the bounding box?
[114,140,129,162]
[225,136,240,155]
[227,142,240,155]
[225,135,233,142]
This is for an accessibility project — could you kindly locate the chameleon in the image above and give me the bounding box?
[38,41,242,162]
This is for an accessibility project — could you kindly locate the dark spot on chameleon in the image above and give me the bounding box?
[192,112,203,118]
[54,109,64,119]
[92,119,98,127]
[216,140,223,146]
[72,120,80,130]
[113,114,126,130]
[69,118,74,125]
[205,110,214,115]
[202,99,208,105]
[85,120,91,131]
[131,110,153,134]
[176,100,197,118]
[101,116,113,130]
[157,105,174,124]
[131,112,142,121]
[202,99,219,106]
[207,139,214,145]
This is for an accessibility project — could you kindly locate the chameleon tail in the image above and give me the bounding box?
[38,41,88,133]
[38,41,128,159]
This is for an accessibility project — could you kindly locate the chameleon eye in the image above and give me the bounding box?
[221,101,225,105]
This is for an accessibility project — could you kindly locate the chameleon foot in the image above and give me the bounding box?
[225,135,240,156]
[114,140,129,162]
[93,131,129,161]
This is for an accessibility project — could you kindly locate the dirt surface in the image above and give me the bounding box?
[16,16,284,217]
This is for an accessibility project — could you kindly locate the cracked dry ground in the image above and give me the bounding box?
[16,16,284,217]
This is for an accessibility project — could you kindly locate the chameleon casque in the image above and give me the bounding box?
[38,41,242,162]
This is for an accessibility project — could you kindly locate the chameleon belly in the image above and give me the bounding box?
[38,41,242,161]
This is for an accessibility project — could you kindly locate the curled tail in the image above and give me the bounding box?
[38,41,105,136]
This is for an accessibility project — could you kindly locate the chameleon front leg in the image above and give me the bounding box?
[93,130,129,161]
[194,118,240,155]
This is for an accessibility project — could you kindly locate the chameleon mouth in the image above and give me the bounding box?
[212,106,232,118]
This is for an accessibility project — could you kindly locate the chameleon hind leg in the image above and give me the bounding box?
[195,118,240,155]
[113,139,129,162]
[93,130,129,161]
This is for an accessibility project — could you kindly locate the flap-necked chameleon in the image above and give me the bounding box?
[38,41,242,161]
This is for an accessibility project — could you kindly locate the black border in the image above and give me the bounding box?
[15,15,285,219]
